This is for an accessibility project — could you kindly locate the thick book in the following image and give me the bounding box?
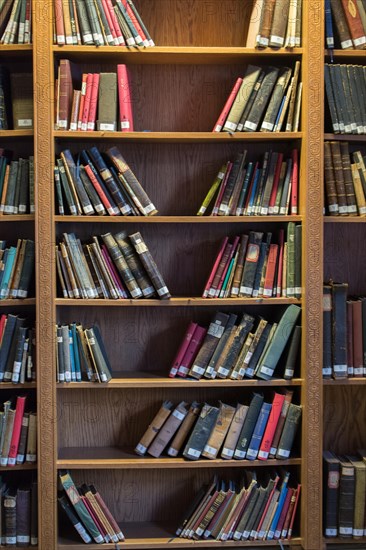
[246,401,272,460]
[129,232,170,299]
[338,457,355,537]
[276,403,301,459]
[201,402,236,459]
[189,312,229,379]
[234,393,264,459]
[135,401,173,456]
[183,404,220,461]
[331,282,348,379]
[258,392,286,460]
[148,401,188,458]
[243,67,280,132]
[346,455,366,537]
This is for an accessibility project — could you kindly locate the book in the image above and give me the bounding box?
[135,401,173,456]
[183,404,220,461]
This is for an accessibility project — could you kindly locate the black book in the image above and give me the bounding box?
[243,67,280,132]
[283,325,301,380]
[239,231,264,297]
[183,404,219,461]
[323,285,332,379]
[324,64,340,134]
[234,393,264,459]
[331,282,348,379]
[338,457,355,538]
[237,70,265,132]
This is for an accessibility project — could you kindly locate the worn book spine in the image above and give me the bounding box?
[223,66,261,132]
[324,141,339,215]
[189,312,229,379]
[338,458,355,537]
[323,451,340,537]
[257,0,276,47]
[216,313,255,379]
[258,393,286,460]
[234,393,264,459]
[244,67,280,131]
[183,404,220,461]
[276,403,301,459]
[269,0,291,47]
[204,314,238,379]
[201,402,236,459]
[16,486,31,547]
[85,327,112,383]
[346,456,366,537]
[97,73,117,129]
[134,401,173,455]
[221,404,248,459]
[4,491,17,546]
[177,325,207,378]
[101,232,142,298]
[261,69,291,132]
[340,0,366,47]
[148,401,188,458]
[331,282,348,379]
[129,232,170,299]
[167,402,201,457]
[239,231,264,296]
[330,141,348,215]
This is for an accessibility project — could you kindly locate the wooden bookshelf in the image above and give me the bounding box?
[32,0,325,549]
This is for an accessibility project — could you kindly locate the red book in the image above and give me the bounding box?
[121,0,147,46]
[258,393,285,460]
[169,322,198,377]
[101,0,118,44]
[212,78,243,132]
[81,73,94,131]
[81,495,107,540]
[263,244,279,298]
[202,237,229,297]
[0,314,7,343]
[105,0,125,45]
[8,396,27,466]
[101,245,126,299]
[290,149,299,215]
[87,73,100,131]
[274,488,293,539]
[340,0,366,48]
[215,236,240,297]
[268,153,284,213]
[208,242,232,298]
[288,484,301,539]
[211,162,232,215]
[83,164,118,216]
[276,229,285,297]
[117,64,134,132]
[177,325,207,378]
[77,74,88,130]
[55,0,66,44]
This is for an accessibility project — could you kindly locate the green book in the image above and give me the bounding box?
[17,239,35,298]
[276,403,302,459]
[286,222,296,298]
[183,404,219,461]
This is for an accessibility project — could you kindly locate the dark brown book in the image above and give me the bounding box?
[324,141,339,215]
[57,60,74,130]
[351,300,363,377]
[239,231,264,296]
[135,401,173,456]
[330,0,353,49]
[340,142,358,215]
[16,486,31,547]
[201,402,236,459]
[216,313,255,379]
[101,232,142,299]
[330,141,348,216]
[189,312,229,379]
[30,481,38,546]
[183,404,220,461]
[167,402,201,457]
[323,451,340,537]
[338,457,355,537]
[340,0,366,48]
[4,489,17,546]
[269,0,291,48]
[10,73,33,130]
[257,0,276,47]
[331,282,348,379]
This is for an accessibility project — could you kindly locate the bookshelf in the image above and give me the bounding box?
[30,0,326,549]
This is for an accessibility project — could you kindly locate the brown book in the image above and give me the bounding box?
[189,312,229,379]
[269,0,291,48]
[340,0,366,48]
[221,404,248,459]
[148,401,188,458]
[129,232,170,299]
[61,0,73,44]
[10,73,33,130]
[57,60,74,130]
[16,412,29,464]
[330,141,348,215]
[346,456,366,538]
[167,402,201,457]
[330,0,353,49]
[285,61,300,132]
[256,0,276,47]
[25,412,36,463]
[16,486,31,547]
[351,300,364,376]
[4,489,17,547]
[340,142,358,215]
[351,163,366,216]
[201,402,236,459]
[135,401,173,455]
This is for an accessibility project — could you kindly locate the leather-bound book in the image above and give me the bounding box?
[269,389,293,457]
[129,232,170,299]
[243,67,280,132]
[16,486,31,547]
[223,66,262,132]
[346,455,366,537]
[216,313,255,379]
[269,0,291,48]
[246,0,264,47]
[256,0,276,47]
[258,392,285,460]
[331,282,348,379]
[25,412,36,463]
[239,231,264,296]
[261,68,292,132]
[323,285,333,378]
[148,401,188,458]
[10,73,33,130]
[340,0,366,47]
[189,312,229,379]
[276,403,301,459]
[4,489,17,546]
[324,142,339,215]
[183,404,219,461]
[234,393,264,459]
[221,404,248,459]
[85,326,112,383]
[351,300,363,376]
[169,322,197,378]
[245,322,272,379]
[330,141,348,215]
[135,401,173,455]
[177,325,207,378]
[101,232,142,299]
[201,402,236,459]
[283,325,301,380]
[204,314,238,379]
[218,153,245,215]
[338,457,355,537]
[16,412,29,464]
[167,402,201,457]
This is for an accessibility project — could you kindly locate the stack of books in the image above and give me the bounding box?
[213,62,301,134]
[0,314,35,383]
[197,149,299,217]
[202,226,302,300]
[176,472,300,542]
[59,471,124,544]
[169,306,301,381]
[135,392,301,461]
[55,146,156,216]
[0,396,36,466]
[0,239,35,300]
[54,0,154,47]
[246,0,302,49]
[324,141,366,216]
[325,64,366,135]
[325,0,366,50]
[0,478,38,546]
[56,231,170,300]
[0,0,32,44]
[55,61,134,132]
[56,323,112,383]
[323,282,366,379]
[0,67,33,130]
[324,451,366,539]
[0,152,34,215]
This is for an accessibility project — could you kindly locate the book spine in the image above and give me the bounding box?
[212,78,243,132]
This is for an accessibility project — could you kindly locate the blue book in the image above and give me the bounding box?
[325,0,334,49]
[267,472,290,539]
[247,168,261,215]
[0,247,16,299]
[0,248,8,288]
[236,162,254,215]
[246,402,272,460]
[68,329,76,382]
[71,323,82,381]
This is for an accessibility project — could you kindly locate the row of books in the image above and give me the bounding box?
[0,314,35,383]
[0,68,33,130]
[247,0,302,49]
[56,323,112,383]
[135,393,301,462]
[56,61,134,132]
[0,0,32,44]
[54,0,154,47]
[0,240,35,300]
[197,149,299,217]
[0,478,37,546]
[59,470,124,544]
[203,226,301,300]
[0,397,36,466]
[176,471,300,542]
[324,141,366,217]
[169,306,301,381]
[323,450,366,539]
[323,283,366,379]
[56,231,170,300]
[54,146,156,216]
[325,64,366,135]
[213,62,301,134]
[0,153,34,215]
[325,0,366,50]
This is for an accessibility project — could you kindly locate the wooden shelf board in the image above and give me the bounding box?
[0,382,36,389]
[0,298,36,306]
[325,49,366,58]
[57,447,301,469]
[54,215,303,224]
[324,537,366,545]
[54,131,302,142]
[323,378,366,386]
[55,297,302,307]
[324,134,366,142]
[0,463,36,471]
[57,374,303,389]
[59,521,302,548]
[52,45,303,64]
[0,130,33,138]
[0,45,32,51]
[0,214,35,222]
[324,217,366,223]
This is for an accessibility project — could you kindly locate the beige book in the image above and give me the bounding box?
[284,0,297,48]
[230,332,254,380]
[167,402,200,457]
[295,0,302,46]
[97,73,117,131]
[274,79,293,132]
[346,456,366,538]
[83,487,117,541]
[223,66,261,132]
[135,401,173,456]
[26,412,37,462]
[62,0,73,44]
[9,238,27,297]
[269,0,291,48]
[292,81,303,131]
[221,404,249,459]
[351,164,366,216]
[354,151,366,183]
[286,61,301,132]
[246,0,264,47]
[0,408,15,466]
[59,242,80,298]
[201,402,236,459]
